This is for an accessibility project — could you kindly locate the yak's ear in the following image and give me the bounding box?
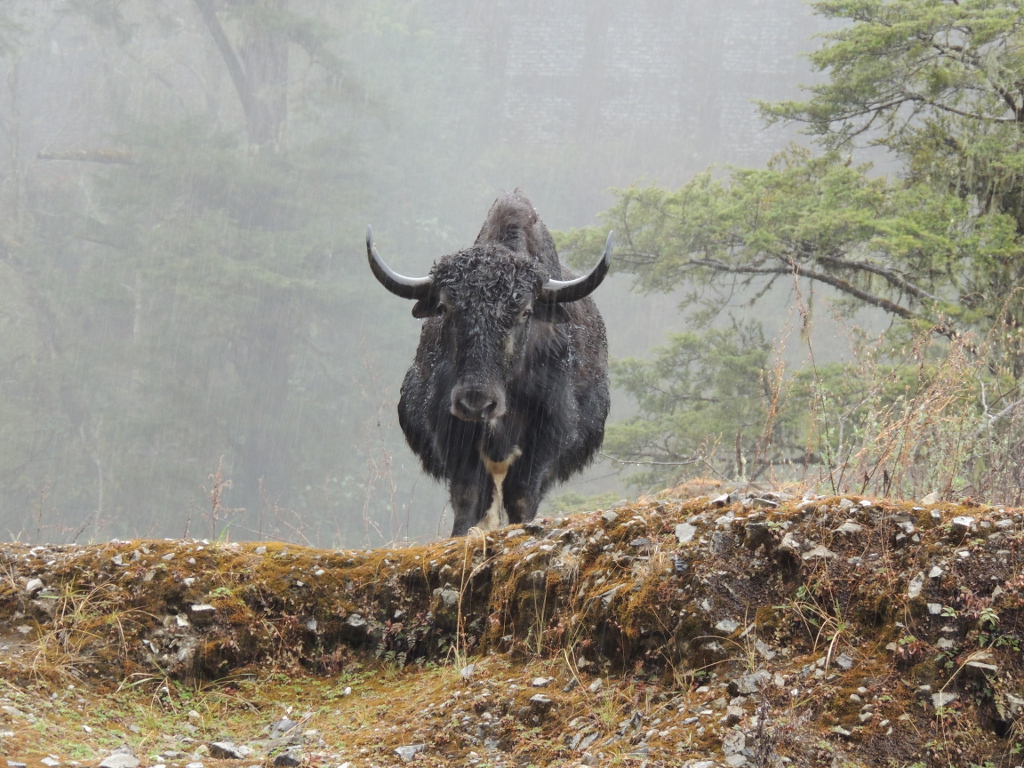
[412,295,443,318]
[532,301,571,324]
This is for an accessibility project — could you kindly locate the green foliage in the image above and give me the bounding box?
[562,0,1024,502]
[604,323,782,488]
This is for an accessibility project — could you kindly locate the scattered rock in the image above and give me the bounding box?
[393,744,425,763]
[908,571,925,599]
[98,748,139,768]
[802,544,836,561]
[675,523,697,543]
[272,747,302,767]
[208,741,250,759]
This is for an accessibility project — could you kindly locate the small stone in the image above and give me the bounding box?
[24,578,44,596]
[928,566,943,578]
[394,745,425,763]
[720,733,745,757]
[965,660,999,676]
[921,491,940,504]
[529,693,553,708]
[675,523,697,543]
[268,718,299,739]
[99,752,140,768]
[932,691,958,708]
[802,544,836,561]
[273,747,302,767]
[950,516,975,538]
[834,521,863,535]
[711,493,731,507]
[208,742,250,760]
[927,603,943,615]
[532,677,551,687]
[588,678,603,693]
[835,653,854,670]
[601,511,618,524]
[838,498,855,510]
[189,604,216,624]
[729,670,769,696]
[777,532,801,555]
[908,571,925,599]
[715,618,740,634]
[936,638,956,650]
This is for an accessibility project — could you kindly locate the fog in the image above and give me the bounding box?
[0,1,826,546]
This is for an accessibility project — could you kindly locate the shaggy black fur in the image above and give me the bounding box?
[380,192,610,536]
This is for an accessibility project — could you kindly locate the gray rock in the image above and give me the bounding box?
[777,532,801,555]
[394,744,425,762]
[802,544,836,560]
[99,752,140,768]
[268,718,300,740]
[675,523,697,543]
[189,604,216,624]
[834,521,863,535]
[729,670,769,696]
[743,521,772,549]
[24,578,44,596]
[209,742,251,759]
[715,618,741,634]
[932,691,958,708]
[273,747,302,767]
[908,571,925,599]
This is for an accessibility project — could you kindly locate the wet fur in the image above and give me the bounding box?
[395,193,610,536]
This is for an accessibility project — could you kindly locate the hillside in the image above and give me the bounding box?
[1,490,1023,767]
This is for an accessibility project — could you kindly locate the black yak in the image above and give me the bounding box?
[367,192,611,536]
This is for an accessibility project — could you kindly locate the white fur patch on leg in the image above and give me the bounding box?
[474,446,522,532]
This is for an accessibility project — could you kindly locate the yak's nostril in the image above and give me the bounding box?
[452,387,503,421]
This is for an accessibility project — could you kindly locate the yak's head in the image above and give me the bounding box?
[367,230,612,423]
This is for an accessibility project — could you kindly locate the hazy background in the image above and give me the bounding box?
[0,0,827,546]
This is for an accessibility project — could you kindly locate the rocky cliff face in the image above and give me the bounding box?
[2,491,1022,767]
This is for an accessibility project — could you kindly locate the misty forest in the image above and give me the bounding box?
[1,0,1022,548]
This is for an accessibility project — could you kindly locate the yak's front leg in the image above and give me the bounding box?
[449,461,492,537]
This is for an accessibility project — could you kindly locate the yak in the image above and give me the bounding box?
[367,192,611,536]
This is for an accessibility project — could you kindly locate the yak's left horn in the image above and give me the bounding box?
[366,226,434,300]
[540,231,613,304]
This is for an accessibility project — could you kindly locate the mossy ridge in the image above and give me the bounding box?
[1,493,1023,766]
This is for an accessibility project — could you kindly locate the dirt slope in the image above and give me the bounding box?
[1,491,1023,767]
